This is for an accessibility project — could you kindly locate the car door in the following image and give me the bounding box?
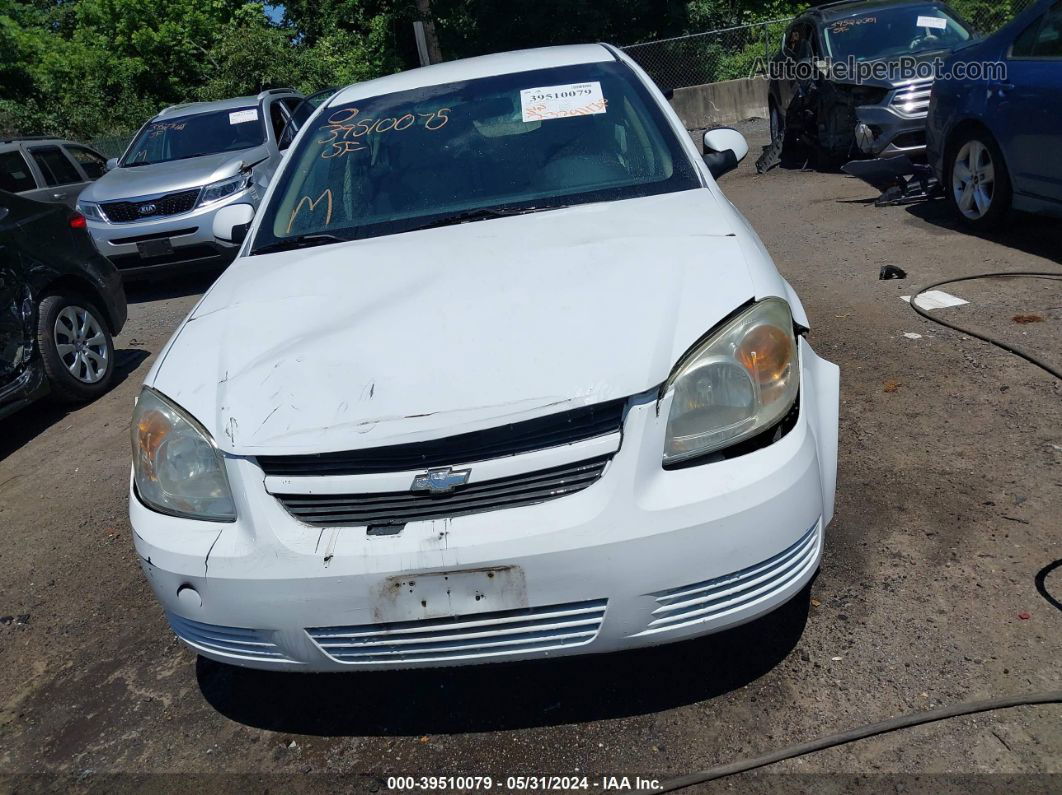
[0,197,30,390]
[993,1,1062,204]
[775,19,816,113]
[23,145,87,208]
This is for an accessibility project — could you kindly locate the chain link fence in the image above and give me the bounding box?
[87,133,135,159]
[622,0,1038,93]
[623,19,789,93]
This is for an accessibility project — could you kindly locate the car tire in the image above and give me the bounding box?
[946,129,1011,230]
[36,292,116,404]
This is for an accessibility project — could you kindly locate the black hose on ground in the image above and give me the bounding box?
[908,271,1062,382]
[657,691,1062,791]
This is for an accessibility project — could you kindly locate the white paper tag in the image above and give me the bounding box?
[916,15,948,30]
[520,82,607,122]
[229,109,259,125]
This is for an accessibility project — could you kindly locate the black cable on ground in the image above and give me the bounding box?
[909,271,1062,381]
[657,691,1062,791]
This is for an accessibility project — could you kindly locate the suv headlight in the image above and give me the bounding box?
[77,201,107,222]
[131,388,236,521]
[198,173,251,208]
[663,297,799,465]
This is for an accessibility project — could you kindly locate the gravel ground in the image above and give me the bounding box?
[1,119,1059,791]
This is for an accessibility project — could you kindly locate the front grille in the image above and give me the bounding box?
[307,599,607,663]
[274,455,610,527]
[167,613,293,662]
[634,521,820,637]
[101,188,201,223]
[890,78,933,118]
[258,398,627,477]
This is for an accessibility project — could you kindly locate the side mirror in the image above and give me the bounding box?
[106,158,118,172]
[213,203,255,244]
[702,128,749,179]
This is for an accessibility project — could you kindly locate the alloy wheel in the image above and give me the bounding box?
[53,305,109,384]
[952,140,995,220]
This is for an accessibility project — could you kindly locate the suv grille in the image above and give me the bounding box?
[273,456,611,527]
[100,188,201,223]
[890,78,934,118]
[258,398,627,477]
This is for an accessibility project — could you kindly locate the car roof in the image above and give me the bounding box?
[329,44,616,106]
[805,0,950,23]
[0,137,91,150]
[153,90,300,120]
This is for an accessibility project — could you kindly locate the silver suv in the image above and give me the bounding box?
[76,89,303,278]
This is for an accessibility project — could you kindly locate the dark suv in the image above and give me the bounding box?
[1,190,126,419]
[768,0,973,163]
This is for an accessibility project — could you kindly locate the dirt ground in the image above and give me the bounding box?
[1,119,1059,791]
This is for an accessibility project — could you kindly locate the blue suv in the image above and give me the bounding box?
[926,0,1062,229]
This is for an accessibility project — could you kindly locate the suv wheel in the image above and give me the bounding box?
[947,130,1011,230]
[37,293,115,403]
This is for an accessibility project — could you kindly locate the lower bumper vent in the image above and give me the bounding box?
[167,613,292,662]
[307,599,607,664]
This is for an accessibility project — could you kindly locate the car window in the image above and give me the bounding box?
[29,146,83,186]
[0,151,37,193]
[64,145,107,179]
[823,4,972,62]
[1014,1,1062,58]
[252,61,701,250]
[785,22,815,60]
[269,101,288,141]
[122,107,265,166]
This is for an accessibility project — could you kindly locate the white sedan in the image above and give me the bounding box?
[130,44,839,671]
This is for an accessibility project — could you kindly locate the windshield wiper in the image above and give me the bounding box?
[252,233,349,256]
[404,205,564,233]
[122,160,153,168]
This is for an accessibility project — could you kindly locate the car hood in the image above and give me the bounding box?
[81,146,268,202]
[150,189,768,455]
[842,49,954,89]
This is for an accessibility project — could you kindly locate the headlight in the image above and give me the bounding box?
[663,297,799,465]
[76,201,107,222]
[198,173,251,207]
[131,388,236,521]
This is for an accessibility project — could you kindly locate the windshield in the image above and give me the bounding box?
[823,5,972,62]
[252,61,700,251]
[122,106,265,166]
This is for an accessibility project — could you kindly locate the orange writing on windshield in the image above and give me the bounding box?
[286,188,333,234]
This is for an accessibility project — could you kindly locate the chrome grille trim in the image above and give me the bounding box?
[167,613,292,661]
[274,455,611,526]
[890,78,934,118]
[634,522,820,636]
[307,599,607,663]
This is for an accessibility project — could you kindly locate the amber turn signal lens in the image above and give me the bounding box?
[737,324,793,386]
[136,409,171,464]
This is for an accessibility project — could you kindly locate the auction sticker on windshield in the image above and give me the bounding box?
[229,109,258,125]
[520,81,606,122]
[916,15,948,29]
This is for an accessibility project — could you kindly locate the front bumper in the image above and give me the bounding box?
[855,105,928,157]
[131,340,840,672]
[85,192,249,278]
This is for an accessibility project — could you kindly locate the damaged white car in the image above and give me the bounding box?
[130,44,840,671]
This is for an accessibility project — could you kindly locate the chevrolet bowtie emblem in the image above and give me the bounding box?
[411,467,471,494]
